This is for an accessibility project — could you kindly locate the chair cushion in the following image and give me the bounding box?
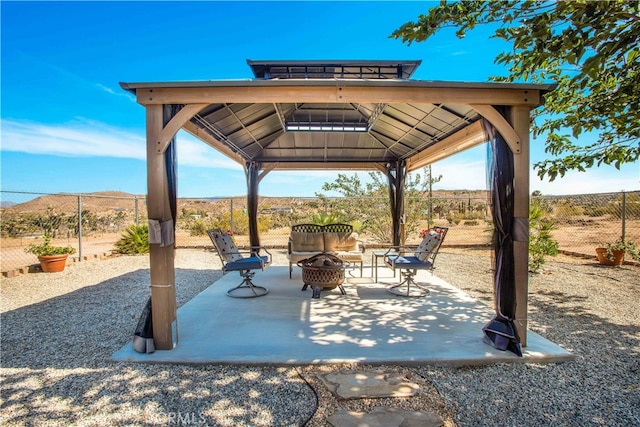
[290,231,325,252]
[414,229,442,261]
[211,230,242,262]
[224,255,268,271]
[324,232,358,252]
[388,255,434,270]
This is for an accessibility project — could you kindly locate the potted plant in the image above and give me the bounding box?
[25,235,76,272]
[595,238,639,266]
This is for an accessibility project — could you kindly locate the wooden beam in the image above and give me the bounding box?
[470,104,521,154]
[373,163,388,174]
[136,85,542,106]
[146,105,177,350]
[251,161,385,171]
[258,163,278,183]
[406,120,486,171]
[341,86,540,106]
[157,104,208,153]
[509,105,531,347]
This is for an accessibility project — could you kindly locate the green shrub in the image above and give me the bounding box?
[25,235,76,257]
[114,224,149,254]
[529,199,559,272]
[605,239,640,261]
[310,212,342,225]
[350,220,365,233]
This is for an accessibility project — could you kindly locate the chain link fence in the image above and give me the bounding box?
[2,190,638,273]
[1,191,144,272]
[532,191,640,256]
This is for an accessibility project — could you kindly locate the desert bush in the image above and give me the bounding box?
[316,168,441,244]
[211,210,272,235]
[187,219,209,236]
[584,205,615,218]
[554,202,584,218]
[446,214,462,225]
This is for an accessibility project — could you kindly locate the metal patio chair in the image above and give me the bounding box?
[384,226,448,297]
[207,229,271,298]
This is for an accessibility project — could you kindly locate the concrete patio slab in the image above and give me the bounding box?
[112,266,575,366]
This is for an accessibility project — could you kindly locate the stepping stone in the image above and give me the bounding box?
[328,407,444,427]
[317,369,420,399]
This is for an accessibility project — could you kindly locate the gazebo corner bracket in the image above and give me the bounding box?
[156,103,209,154]
[470,104,521,154]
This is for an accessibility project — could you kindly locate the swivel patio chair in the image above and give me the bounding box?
[384,226,448,297]
[207,229,272,298]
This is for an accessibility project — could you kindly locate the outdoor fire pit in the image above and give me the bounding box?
[297,253,348,299]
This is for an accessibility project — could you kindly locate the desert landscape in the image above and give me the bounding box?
[2,190,638,274]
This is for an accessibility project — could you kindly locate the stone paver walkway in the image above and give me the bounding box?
[317,370,420,399]
[328,407,444,427]
[318,370,444,427]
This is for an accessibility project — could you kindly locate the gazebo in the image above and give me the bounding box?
[120,60,555,354]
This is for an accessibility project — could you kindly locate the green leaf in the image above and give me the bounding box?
[392,0,640,181]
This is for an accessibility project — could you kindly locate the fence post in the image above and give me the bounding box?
[230,198,234,232]
[135,196,139,226]
[621,191,626,241]
[77,194,83,262]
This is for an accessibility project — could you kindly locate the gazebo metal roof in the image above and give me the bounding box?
[120,60,555,172]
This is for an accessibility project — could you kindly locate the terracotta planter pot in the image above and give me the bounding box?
[38,254,69,273]
[595,248,625,266]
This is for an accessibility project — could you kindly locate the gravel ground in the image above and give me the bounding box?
[1,248,638,426]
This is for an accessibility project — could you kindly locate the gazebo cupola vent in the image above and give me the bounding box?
[247,59,422,80]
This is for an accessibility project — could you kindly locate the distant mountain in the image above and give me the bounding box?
[2,190,490,216]
[3,191,144,214]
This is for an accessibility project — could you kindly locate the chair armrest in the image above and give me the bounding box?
[388,245,421,256]
[383,246,401,256]
[250,246,272,264]
[287,238,292,255]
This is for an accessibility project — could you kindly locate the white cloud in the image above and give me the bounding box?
[531,166,640,195]
[430,159,488,190]
[425,143,639,195]
[176,132,243,170]
[96,83,136,101]
[1,119,146,159]
[0,119,242,170]
[428,144,488,190]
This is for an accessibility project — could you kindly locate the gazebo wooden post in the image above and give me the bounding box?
[146,104,177,350]
[246,162,261,248]
[509,105,531,347]
[385,160,406,246]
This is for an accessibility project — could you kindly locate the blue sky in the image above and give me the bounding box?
[2,1,638,199]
